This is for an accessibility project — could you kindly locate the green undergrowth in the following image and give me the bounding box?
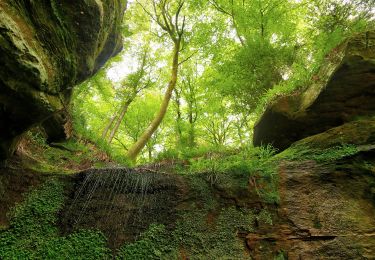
[185,145,280,204]
[117,175,258,259]
[0,146,280,259]
[279,144,359,163]
[0,165,274,259]
[21,130,128,174]
[116,224,178,259]
[0,178,111,259]
[156,145,238,162]
[117,171,276,259]
[173,207,254,259]
[117,208,254,260]
[71,125,133,166]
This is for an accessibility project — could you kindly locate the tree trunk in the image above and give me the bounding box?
[101,113,118,139]
[108,98,133,144]
[174,88,183,146]
[127,41,180,161]
[188,108,195,147]
[188,124,195,147]
[148,146,152,161]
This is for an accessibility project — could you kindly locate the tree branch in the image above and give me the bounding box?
[114,137,128,151]
[178,50,197,66]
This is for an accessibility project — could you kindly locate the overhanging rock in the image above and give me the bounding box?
[253,31,375,151]
[0,1,126,160]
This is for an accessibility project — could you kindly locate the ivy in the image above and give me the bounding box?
[0,178,111,259]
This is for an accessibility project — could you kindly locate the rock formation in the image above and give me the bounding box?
[248,119,375,259]
[253,31,375,151]
[0,1,126,160]
[250,30,375,258]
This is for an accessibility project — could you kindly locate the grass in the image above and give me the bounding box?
[156,145,236,162]
[185,145,280,204]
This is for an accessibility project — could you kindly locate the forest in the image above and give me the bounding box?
[72,0,372,163]
[0,0,374,259]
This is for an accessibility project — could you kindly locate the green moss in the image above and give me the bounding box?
[187,175,218,210]
[22,130,114,174]
[279,144,359,163]
[256,209,273,226]
[313,216,322,229]
[0,150,280,258]
[275,251,287,260]
[115,168,275,259]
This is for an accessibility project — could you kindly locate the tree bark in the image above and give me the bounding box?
[174,88,183,145]
[127,41,180,161]
[188,124,195,147]
[101,114,118,140]
[108,98,134,144]
[187,105,195,147]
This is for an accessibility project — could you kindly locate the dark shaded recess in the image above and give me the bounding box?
[254,54,375,151]
[0,83,48,159]
[42,113,68,143]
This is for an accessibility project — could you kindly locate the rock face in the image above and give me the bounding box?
[253,31,375,151]
[247,120,375,259]
[0,1,126,160]
[60,168,187,249]
[252,31,375,257]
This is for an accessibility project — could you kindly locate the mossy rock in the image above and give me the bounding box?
[290,118,375,151]
[254,30,375,151]
[0,1,126,160]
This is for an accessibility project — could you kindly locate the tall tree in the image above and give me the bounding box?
[121,94,165,162]
[206,0,300,111]
[173,87,183,146]
[106,49,153,143]
[127,0,186,161]
[180,63,201,147]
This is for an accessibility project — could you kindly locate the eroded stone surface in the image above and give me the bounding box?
[60,168,188,249]
[0,1,126,160]
[254,31,375,151]
[253,157,375,259]
[248,120,375,259]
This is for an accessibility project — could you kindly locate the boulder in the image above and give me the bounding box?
[253,31,375,151]
[0,0,126,160]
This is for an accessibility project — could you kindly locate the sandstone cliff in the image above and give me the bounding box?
[0,1,126,160]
